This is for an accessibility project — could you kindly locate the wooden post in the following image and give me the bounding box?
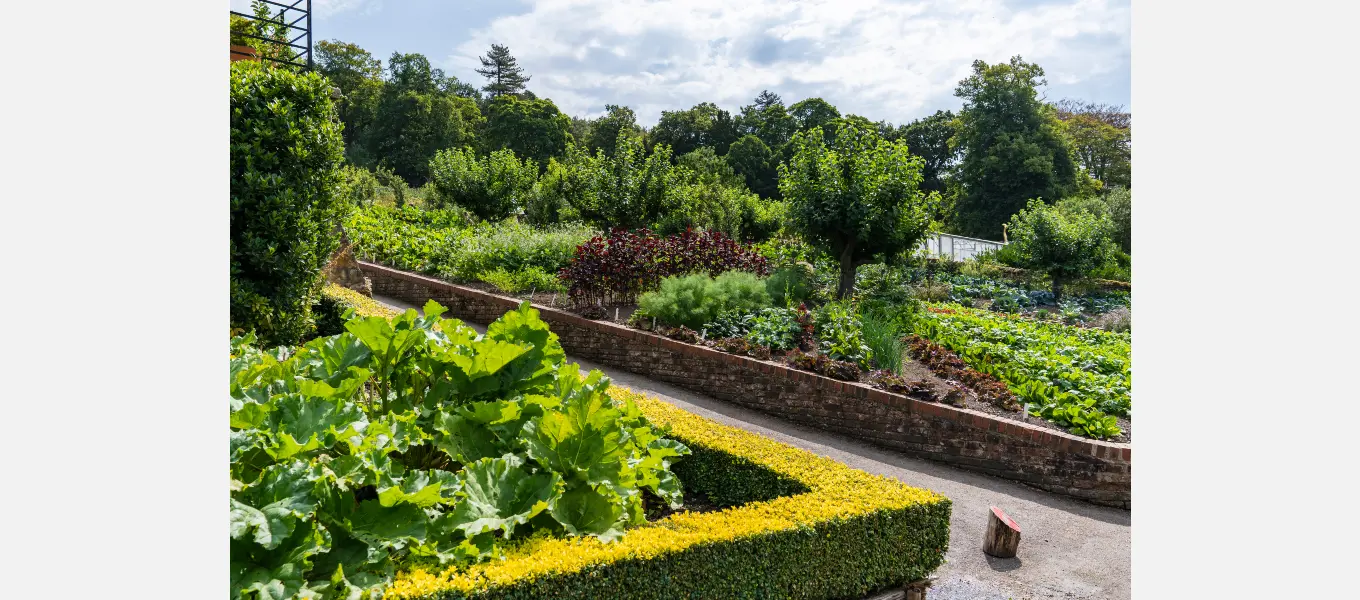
[983,506,1021,558]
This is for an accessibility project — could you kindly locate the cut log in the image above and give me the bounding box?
[983,506,1021,558]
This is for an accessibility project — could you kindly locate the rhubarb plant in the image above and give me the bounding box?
[229,302,689,599]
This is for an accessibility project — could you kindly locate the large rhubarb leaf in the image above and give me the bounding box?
[549,483,625,541]
[447,455,560,537]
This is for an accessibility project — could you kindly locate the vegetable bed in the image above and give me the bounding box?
[912,303,1131,439]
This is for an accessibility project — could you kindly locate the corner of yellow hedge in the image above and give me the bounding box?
[383,385,949,600]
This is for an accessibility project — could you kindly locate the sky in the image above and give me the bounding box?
[230,0,1130,126]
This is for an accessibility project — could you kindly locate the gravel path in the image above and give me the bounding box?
[374,295,1131,600]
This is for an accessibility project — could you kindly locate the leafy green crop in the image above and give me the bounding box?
[744,308,802,351]
[345,204,594,286]
[229,302,689,599]
[815,303,873,369]
[912,304,1130,439]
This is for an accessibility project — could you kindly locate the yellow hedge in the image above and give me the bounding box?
[385,386,953,599]
[320,283,401,318]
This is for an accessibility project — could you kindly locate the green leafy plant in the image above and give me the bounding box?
[703,309,757,339]
[744,308,802,351]
[229,302,690,599]
[478,266,567,295]
[338,164,382,206]
[815,303,873,369]
[638,272,771,331]
[765,265,813,308]
[911,304,1129,438]
[231,61,348,346]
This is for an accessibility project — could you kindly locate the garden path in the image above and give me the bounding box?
[374,294,1131,600]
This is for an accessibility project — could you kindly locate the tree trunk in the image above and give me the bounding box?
[1050,275,1064,304]
[983,506,1021,558]
[836,239,857,300]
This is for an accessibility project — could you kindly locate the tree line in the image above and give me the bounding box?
[312,39,1129,242]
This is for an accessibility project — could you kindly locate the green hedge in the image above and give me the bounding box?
[230,61,347,346]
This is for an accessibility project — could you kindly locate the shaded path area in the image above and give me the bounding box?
[375,295,1130,600]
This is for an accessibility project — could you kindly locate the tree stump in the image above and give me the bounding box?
[983,506,1021,558]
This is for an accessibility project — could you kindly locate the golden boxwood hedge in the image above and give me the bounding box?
[313,283,402,336]
[386,387,952,600]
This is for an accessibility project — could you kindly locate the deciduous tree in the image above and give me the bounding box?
[953,57,1087,239]
[1053,99,1131,190]
[585,104,642,158]
[789,97,841,134]
[724,134,779,199]
[1006,199,1115,301]
[482,95,572,168]
[778,121,935,299]
[648,102,740,158]
[427,147,538,220]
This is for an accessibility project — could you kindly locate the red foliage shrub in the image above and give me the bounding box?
[559,228,769,308]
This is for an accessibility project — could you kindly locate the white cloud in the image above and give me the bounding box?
[447,0,1129,125]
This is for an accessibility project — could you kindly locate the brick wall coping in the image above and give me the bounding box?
[358,260,1131,464]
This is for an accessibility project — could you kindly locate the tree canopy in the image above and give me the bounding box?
[584,104,642,158]
[648,102,740,158]
[1005,199,1115,301]
[778,121,935,299]
[952,56,1088,239]
[739,90,797,151]
[724,134,779,199]
[482,95,572,168]
[1054,99,1131,190]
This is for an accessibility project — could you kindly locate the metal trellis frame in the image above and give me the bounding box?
[230,0,313,69]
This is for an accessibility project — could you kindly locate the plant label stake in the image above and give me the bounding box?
[615,307,620,322]
[983,506,1021,558]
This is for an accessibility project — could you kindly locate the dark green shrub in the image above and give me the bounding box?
[638,272,770,330]
[230,61,347,346]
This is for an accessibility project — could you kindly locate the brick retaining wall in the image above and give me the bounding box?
[360,261,1131,509]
